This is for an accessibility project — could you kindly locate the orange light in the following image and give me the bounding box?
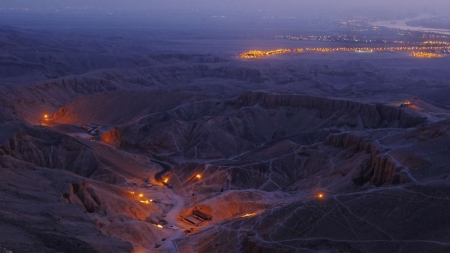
[196,174,201,179]
[241,213,256,218]
[163,178,168,183]
[44,114,48,118]
[318,193,324,199]
[156,224,163,228]
[411,51,443,58]
[129,191,135,194]
[240,45,450,60]
[138,193,144,197]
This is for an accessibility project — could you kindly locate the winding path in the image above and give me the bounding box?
[157,187,189,252]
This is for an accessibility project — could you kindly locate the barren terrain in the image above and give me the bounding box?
[1,20,450,253]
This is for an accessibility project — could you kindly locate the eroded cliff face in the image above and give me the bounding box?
[0,125,22,156]
[95,91,428,199]
[233,91,427,128]
[1,124,111,181]
[0,122,160,185]
[67,181,101,213]
[0,61,267,125]
[0,122,172,252]
[100,127,122,147]
[325,133,413,186]
[106,91,427,163]
[166,123,449,202]
[0,76,122,124]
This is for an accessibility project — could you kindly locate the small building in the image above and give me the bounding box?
[183,215,203,226]
[181,208,213,227]
[192,208,212,221]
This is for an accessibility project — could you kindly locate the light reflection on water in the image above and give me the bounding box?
[369,14,450,35]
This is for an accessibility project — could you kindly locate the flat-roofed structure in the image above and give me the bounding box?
[183,215,203,226]
[192,208,212,221]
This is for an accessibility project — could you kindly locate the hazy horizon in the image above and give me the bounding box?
[2,0,450,11]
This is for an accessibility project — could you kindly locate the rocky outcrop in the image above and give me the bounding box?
[68,181,101,213]
[0,125,22,156]
[0,248,13,253]
[325,133,413,186]
[100,127,121,147]
[12,132,104,178]
[0,124,128,184]
[232,92,427,129]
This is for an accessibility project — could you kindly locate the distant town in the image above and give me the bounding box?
[240,42,450,59]
[242,15,450,59]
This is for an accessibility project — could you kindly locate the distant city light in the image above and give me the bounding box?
[240,45,450,59]
[411,51,443,58]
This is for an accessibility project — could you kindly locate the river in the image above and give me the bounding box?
[369,14,450,35]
